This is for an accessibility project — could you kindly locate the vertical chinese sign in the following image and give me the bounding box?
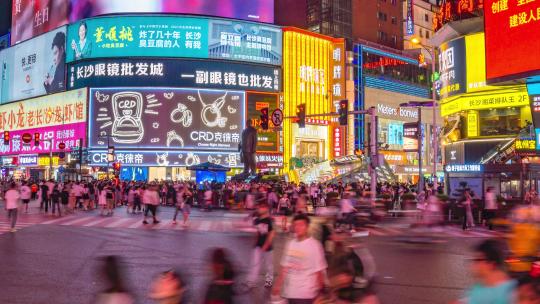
[332,39,347,158]
[406,0,414,35]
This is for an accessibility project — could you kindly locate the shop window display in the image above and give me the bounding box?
[478,108,522,137]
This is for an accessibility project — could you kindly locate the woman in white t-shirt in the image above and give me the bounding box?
[484,187,498,230]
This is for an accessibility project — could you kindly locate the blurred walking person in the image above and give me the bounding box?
[484,187,498,230]
[273,214,327,303]
[4,183,21,233]
[150,269,187,304]
[20,181,31,213]
[453,239,516,304]
[143,185,160,224]
[245,203,275,289]
[98,186,108,216]
[462,189,475,230]
[94,256,134,304]
[173,185,191,226]
[277,193,291,231]
[204,248,236,304]
[51,185,62,217]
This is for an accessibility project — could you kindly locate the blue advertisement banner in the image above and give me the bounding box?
[88,87,245,153]
[0,26,66,104]
[67,15,282,66]
[68,58,281,92]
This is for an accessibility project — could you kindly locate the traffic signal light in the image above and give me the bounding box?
[260,107,269,130]
[3,131,9,145]
[338,99,348,126]
[297,104,306,128]
[113,162,121,172]
[34,132,40,147]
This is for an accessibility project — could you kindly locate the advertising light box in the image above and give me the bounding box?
[0,88,87,156]
[403,122,419,152]
[88,88,245,152]
[68,58,281,93]
[485,0,540,83]
[246,92,280,153]
[67,15,282,65]
[0,26,67,104]
[11,0,69,44]
[12,0,274,44]
[89,150,241,168]
[438,37,466,99]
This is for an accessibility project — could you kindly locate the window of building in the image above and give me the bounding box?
[377,11,387,21]
[391,16,397,25]
[391,35,397,47]
[478,108,524,137]
[425,14,429,22]
[419,28,423,38]
[391,0,397,5]
[377,31,388,42]
[426,31,430,39]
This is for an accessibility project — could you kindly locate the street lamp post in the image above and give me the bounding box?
[411,37,438,189]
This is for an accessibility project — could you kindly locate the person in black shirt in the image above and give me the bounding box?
[246,202,275,289]
[51,186,62,217]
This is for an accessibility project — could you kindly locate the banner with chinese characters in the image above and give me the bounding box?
[68,58,281,93]
[67,15,282,66]
[485,0,540,83]
[11,0,69,44]
[331,39,345,102]
[438,36,466,99]
[0,88,87,155]
[515,138,538,156]
[88,87,245,152]
[246,92,281,153]
[406,0,414,35]
[12,0,274,45]
[88,150,241,168]
[256,153,284,169]
[0,123,85,156]
[0,26,67,104]
[440,91,529,116]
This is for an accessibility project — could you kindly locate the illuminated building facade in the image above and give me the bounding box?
[354,43,440,182]
[282,28,346,175]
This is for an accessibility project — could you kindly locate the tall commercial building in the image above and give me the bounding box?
[275,0,404,49]
[403,0,440,51]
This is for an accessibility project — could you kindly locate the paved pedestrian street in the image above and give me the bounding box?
[0,200,505,303]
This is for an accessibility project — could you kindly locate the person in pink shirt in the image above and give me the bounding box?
[4,183,21,233]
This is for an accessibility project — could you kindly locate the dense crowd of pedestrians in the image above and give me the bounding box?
[3,177,540,303]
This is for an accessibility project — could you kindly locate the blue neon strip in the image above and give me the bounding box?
[356,45,365,149]
[365,76,429,98]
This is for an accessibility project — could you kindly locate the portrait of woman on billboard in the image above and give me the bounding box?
[43,31,66,94]
[70,22,91,60]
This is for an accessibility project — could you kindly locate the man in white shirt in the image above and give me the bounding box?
[273,214,327,303]
[4,183,21,232]
[20,181,32,213]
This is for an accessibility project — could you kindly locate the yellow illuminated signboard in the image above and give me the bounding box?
[465,33,499,93]
[441,32,529,117]
[467,111,478,137]
[282,28,342,169]
[38,156,59,166]
[441,90,529,116]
